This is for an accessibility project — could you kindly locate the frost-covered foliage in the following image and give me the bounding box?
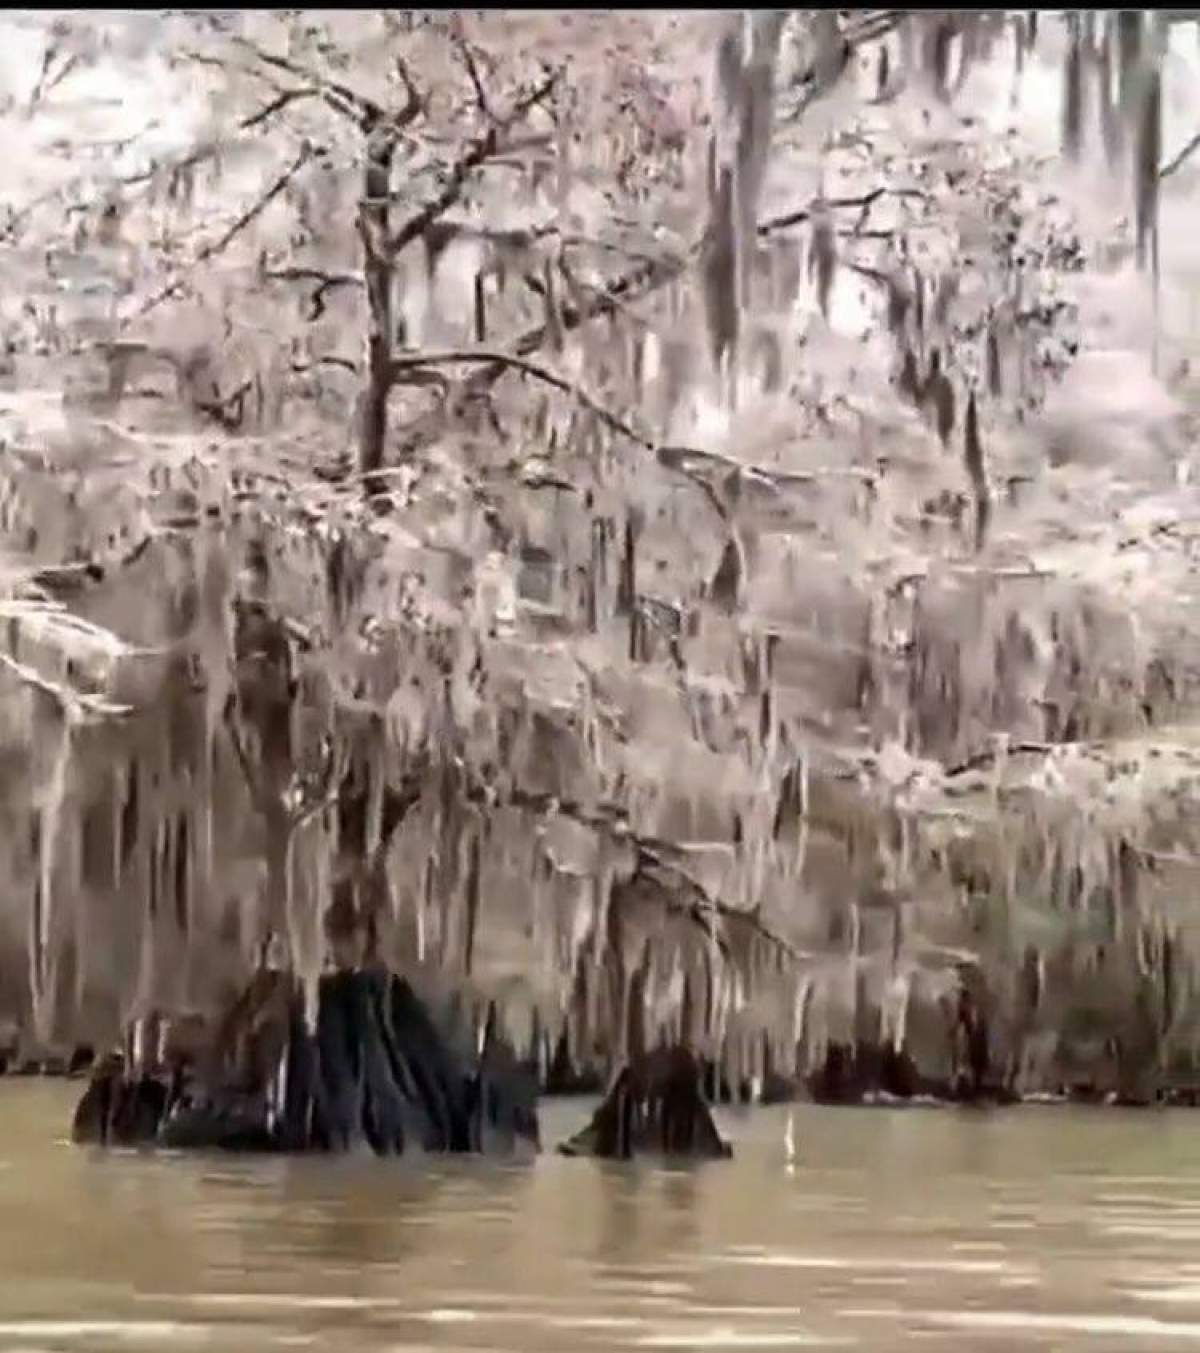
[0,10,1198,1099]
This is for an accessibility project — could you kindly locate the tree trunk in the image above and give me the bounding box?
[359,124,396,494]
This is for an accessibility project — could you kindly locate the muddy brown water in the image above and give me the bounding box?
[4,1083,1200,1350]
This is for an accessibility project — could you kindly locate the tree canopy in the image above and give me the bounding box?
[1,10,1199,1099]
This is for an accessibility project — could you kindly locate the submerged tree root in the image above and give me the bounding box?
[0,1045,95,1077]
[806,1039,1018,1108]
[558,1047,732,1160]
[71,969,541,1157]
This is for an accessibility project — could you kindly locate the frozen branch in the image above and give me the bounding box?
[386,69,559,257]
[239,87,317,131]
[389,347,732,522]
[233,39,391,133]
[135,142,317,318]
[389,241,700,470]
[28,31,80,113]
[459,776,798,965]
[1160,126,1200,180]
[0,652,131,723]
[391,347,647,446]
[260,264,362,321]
[759,187,927,237]
[451,28,494,120]
[634,842,804,965]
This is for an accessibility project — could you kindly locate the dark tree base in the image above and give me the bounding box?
[558,1047,732,1160]
[0,1046,95,1078]
[72,969,540,1158]
[542,1030,605,1097]
[806,1040,1021,1107]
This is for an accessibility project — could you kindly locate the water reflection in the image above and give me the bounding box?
[6,1084,1200,1349]
[592,1161,646,1266]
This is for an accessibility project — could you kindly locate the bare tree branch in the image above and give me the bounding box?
[391,347,647,445]
[456,775,798,965]
[392,345,867,503]
[451,26,494,120]
[389,347,732,522]
[232,39,381,131]
[28,29,80,114]
[759,187,926,237]
[387,69,559,257]
[239,86,316,131]
[134,142,317,318]
[233,38,423,137]
[635,842,805,964]
[386,227,699,470]
[260,264,362,320]
[1161,126,1200,180]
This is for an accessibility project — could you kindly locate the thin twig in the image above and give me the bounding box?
[387,69,559,257]
[234,38,423,138]
[392,347,645,445]
[944,740,1080,777]
[390,347,864,519]
[233,38,381,130]
[239,87,316,131]
[393,57,421,117]
[28,34,80,113]
[260,264,362,320]
[759,187,926,237]
[134,142,316,318]
[391,240,697,464]
[1160,126,1200,180]
[452,28,493,119]
[390,347,731,522]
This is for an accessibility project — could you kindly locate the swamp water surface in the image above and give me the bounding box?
[3,1083,1200,1349]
